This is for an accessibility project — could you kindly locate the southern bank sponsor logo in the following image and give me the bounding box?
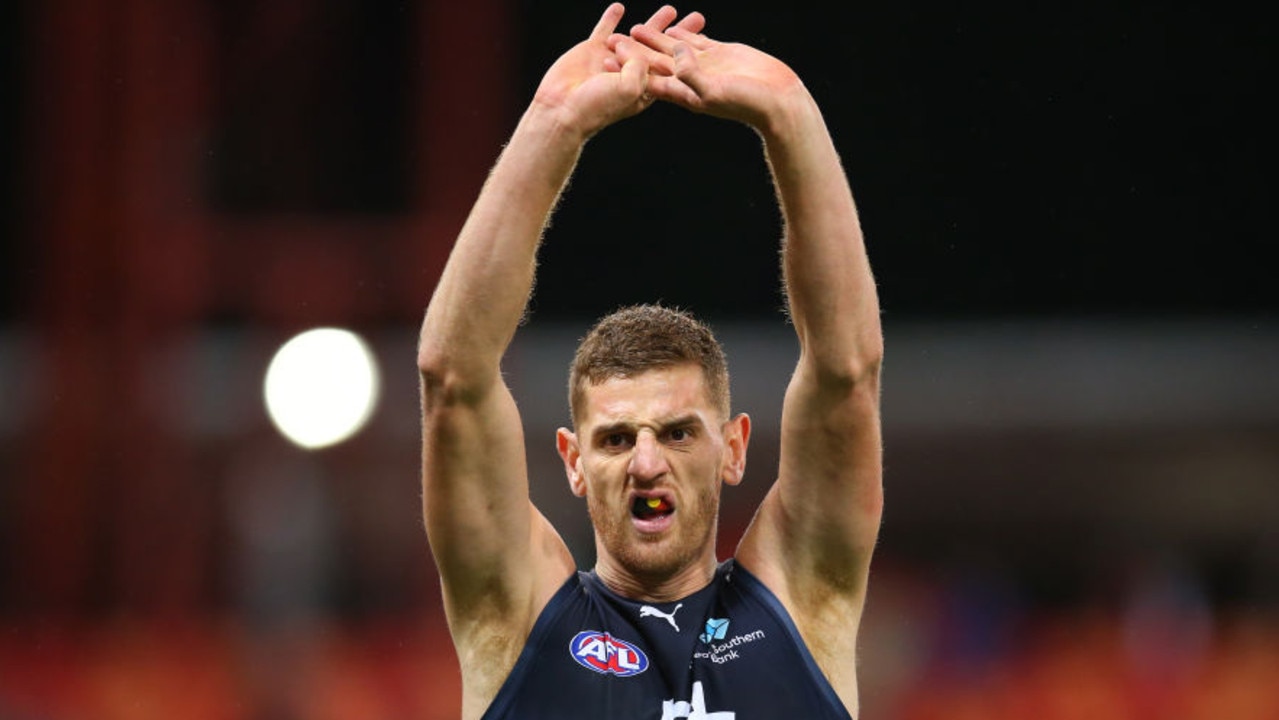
[569,630,649,677]
[699,618,730,644]
[694,618,765,665]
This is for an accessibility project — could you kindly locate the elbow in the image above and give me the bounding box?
[417,341,493,408]
[416,340,447,380]
[808,336,884,390]
[416,346,453,408]
[416,338,450,387]
[847,339,885,387]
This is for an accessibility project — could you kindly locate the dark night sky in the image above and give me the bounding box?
[513,2,1272,322]
[3,2,1271,325]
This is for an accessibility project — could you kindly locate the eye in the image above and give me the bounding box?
[601,432,632,449]
[666,427,691,443]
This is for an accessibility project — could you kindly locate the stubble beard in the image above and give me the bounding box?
[587,479,722,583]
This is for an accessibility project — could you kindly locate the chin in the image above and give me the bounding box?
[617,523,713,579]
[588,495,718,581]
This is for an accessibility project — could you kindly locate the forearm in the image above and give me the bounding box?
[418,105,589,388]
[763,87,883,381]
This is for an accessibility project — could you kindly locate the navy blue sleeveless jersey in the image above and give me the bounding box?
[481,559,853,719]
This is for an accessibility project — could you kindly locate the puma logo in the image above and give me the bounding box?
[640,603,683,632]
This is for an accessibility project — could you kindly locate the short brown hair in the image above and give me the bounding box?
[569,304,730,426]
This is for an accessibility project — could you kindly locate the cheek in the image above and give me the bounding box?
[697,475,722,511]
[689,449,726,483]
[580,459,622,496]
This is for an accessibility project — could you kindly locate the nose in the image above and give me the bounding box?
[627,431,669,482]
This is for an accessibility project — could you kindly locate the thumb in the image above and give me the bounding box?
[617,43,652,100]
[671,42,705,95]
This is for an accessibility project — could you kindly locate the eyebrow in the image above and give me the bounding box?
[591,413,706,440]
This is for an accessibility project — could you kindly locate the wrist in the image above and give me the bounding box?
[524,96,595,148]
[755,81,822,145]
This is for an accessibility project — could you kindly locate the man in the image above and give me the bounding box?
[418,4,883,718]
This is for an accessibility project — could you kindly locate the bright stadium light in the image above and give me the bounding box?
[263,327,381,450]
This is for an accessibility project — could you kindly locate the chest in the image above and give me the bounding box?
[482,573,852,719]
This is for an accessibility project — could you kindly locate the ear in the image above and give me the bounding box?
[557,427,587,497]
[721,413,751,486]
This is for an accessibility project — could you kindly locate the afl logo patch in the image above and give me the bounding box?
[569,631,649,677]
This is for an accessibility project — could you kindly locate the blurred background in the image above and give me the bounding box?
[2,0,1276,718]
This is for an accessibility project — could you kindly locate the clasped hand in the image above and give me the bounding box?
[532,3,806,139]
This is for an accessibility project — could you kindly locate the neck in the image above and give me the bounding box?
[593,549,718,603]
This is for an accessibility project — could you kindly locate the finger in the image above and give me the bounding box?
[641,5,678,33]
[620,28,678,75]
[616,41,652,104]
[665,25,714,51]
[669,42,710,98]
[590,2,627,41]
[613,36,652,79]
[630,22,681,56]
[672,11,705,35]
[646,73,701,109]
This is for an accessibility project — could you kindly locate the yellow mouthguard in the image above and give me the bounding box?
[646,498,661,509]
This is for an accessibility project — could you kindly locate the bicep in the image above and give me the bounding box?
[420,375,573,618]
[748,362,884,596]
[783,363,883,534]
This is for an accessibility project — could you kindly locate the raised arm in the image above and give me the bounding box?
[417,4,685,713]
[632,13,883,713]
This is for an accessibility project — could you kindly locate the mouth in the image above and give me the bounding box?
[630,492,676,533]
